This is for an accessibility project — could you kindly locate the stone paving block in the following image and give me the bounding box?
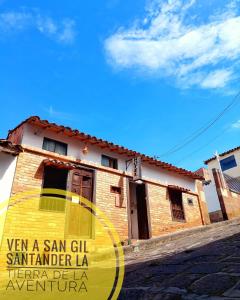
[118,288,150,300]
[184,255,224,264]
[148,264,190,274]
[148,274,172,286]
[223,280,240,298]
[147,287,186,300]
[222,257,240,263]
[152,293,183,300]
[195,244,239,257]
[190,273,239,296]
[123,220,240,299]
[161,273,202,289]
[197,296,239,299]
[163,255,190,265]
[222,264,240,274]
[185,263,225,274]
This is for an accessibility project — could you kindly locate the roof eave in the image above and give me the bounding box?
[7,116,203,180]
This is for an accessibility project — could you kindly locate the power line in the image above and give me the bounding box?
[174,125,231,165]
[157,89,240,158]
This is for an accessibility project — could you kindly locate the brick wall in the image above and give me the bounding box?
[195,180,211,225]
[147,183,203,237]
[1,148,207,246]
[213,168,240,220]
[95,171,128,240]
[4,150,129,242]
[209,210,224,223]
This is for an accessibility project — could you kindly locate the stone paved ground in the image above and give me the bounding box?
[119,219,240,299]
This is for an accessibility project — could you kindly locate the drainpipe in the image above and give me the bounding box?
[196,192,205,225]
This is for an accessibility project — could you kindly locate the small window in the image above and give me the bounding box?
[42,137,68,156]
[187,198,193,205]
[110,186,121,194]
[168,189,185,221]
[101,155,118,170]
[40,166,68,212]
[220,155,237,171]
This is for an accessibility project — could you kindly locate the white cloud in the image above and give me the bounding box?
[0,10,76,44]
[232,120,240,129]
[0,12,32,31]
[58,20,76,44]
[105,0,240,89]
[201,70,233,89]
[46,105,74,120]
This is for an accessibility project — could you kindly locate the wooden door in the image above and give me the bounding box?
[71,169,93,202]
[66,168,94,238]
[169,189,185,221]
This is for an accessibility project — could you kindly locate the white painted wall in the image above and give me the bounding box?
[21,124,197,192]
[203,182,221,213]
[207,150,240,179]
[142,164,195,191]
[0,152,17,244]
[0,152,17,205]
[205,150,240,213]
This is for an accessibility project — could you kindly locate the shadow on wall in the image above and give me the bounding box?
[0,154,15,180]
[209,210,224,223]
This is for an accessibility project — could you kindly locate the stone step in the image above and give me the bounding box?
[123,217,240,255]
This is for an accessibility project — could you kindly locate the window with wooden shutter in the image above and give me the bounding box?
[168,189,185,221]
[40,166,68,212]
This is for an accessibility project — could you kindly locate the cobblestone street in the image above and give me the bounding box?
[120,218,240,299]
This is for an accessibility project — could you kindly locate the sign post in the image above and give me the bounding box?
[133,157,142,182]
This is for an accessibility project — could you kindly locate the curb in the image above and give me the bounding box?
[123,217,240,255]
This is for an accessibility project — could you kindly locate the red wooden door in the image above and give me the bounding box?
[71,169,93,202]
[169,189,185,221]
[66,168,94,238]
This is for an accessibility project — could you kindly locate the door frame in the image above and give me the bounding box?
[144,183,152,239]
[127,179,152,240]
[126,178,132,241]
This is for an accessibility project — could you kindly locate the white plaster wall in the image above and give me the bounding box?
[21,124,197,192]
[207,150,240,179]
[0,153,17,204]
[203,182,221,213]
[142,164,195,191]
[205,150,240,213]
[0,152,17,244]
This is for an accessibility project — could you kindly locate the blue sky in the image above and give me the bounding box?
[0,0,240,171]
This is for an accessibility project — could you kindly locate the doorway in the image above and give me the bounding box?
[129,182,150,240]
[40,166,68,212]
[168,188,185,222]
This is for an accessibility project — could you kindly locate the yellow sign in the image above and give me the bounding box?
[0,189,125,300]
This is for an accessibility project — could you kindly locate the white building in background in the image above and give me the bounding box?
[203,146,240,222]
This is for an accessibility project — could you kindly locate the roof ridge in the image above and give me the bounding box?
[7,116,203,180]
[205,145,240,164]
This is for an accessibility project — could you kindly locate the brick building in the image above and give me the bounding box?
[0,116,210,245]
[204,147,240,222]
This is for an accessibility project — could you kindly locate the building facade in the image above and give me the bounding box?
[1,116,210,246]
[0,140,22,244]
[204,147,240,222]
